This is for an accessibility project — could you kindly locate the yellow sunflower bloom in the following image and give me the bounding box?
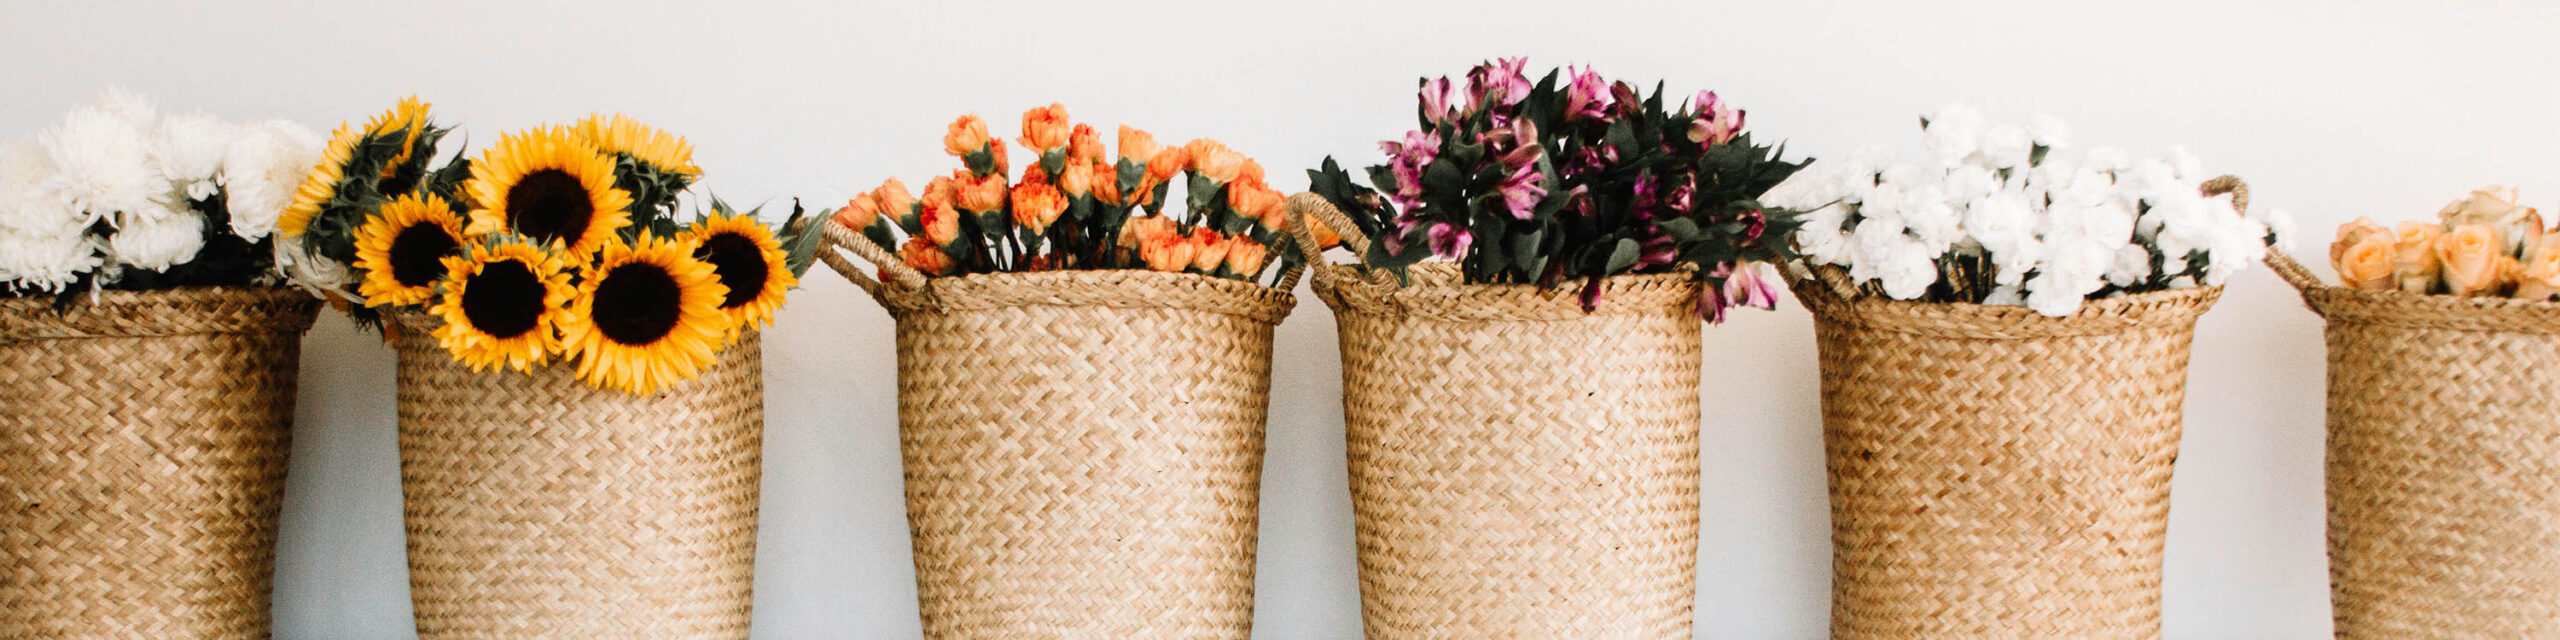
[431,239,576,373]
[353,192,470,307]
[678,211,795,338]
[463,126,633,257]
[277,124,358,238]
[561,233,730,394]
[572,113,700,178]
[367,96,432,179]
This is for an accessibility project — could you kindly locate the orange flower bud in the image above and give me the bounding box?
[957,173,1009,213]
[990,139,1011,177]
[922,173,958,209]
[944,114,991,157]
[1058,160,1096,198]
[1067,123,1103,163]
[1011,181,1068,235]
[872,178,917,219]
[834,193,881,231]
[1117,125,1161,165]
[900,235,956,276]
[1018,103,1072,151]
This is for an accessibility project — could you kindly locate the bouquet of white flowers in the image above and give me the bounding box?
[0,87,325,304]
[1762,104,2293,316]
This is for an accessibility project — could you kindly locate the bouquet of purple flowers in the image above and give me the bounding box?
[1310,58,1809,319]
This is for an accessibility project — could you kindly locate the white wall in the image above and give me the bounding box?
[7,1,2557,637]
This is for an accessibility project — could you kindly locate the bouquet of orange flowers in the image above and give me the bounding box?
[2330,185,2560,299]
[832,104,1323,282]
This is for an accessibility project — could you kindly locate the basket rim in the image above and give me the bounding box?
[867,267,1296,324]
[0,285,317,344]
[1790,275,2225,340]
[1310,262,1703,321]
[2299,284,2560,334]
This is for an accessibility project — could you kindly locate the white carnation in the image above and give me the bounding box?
[1877,235,1939,300]
[2106,244,2154,288]
[2024,114,2070,150]
[1979,124,2032,169]
[1983,285,2025,307]
[2163,145,2205,180]
[2252,207,2297,252]
[1963,192,2036,250]
[1900,184,1962,254]
[1920,104,1985,166]
[1796,203,1854,266]
[2084,198,2137,247]
[1942,165,1999,205]
[2081,146,2132,173]
[2198,195,2265,285]
[1988,236,2044,287]
[2024,235,2111,316]
[221,120,325,240]
[41,99,166,224]
[108,205,204,270]
[153,111,237,201]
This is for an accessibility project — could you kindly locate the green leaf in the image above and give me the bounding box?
[1604,237,1639,274]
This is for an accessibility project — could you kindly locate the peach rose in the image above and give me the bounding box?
[2438,224,2511,296]
[1010,181,1067,235]
[900,235,955,276]
[1017,103,1072,151]
[957,173,1009,213]
[2519,237,2560,300]
[2389,221,2442,294]
[944,114,991,157]
[2330,216,2389,269]
[2440,185,2525,226]
[1067,124,1103,163]
[2336,231,2397,291]
[1117,125,1161,165]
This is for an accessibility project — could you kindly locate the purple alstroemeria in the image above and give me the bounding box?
[1698,283,1732,324]
[1465,57,1533,117]
[1687,90,1746,147]
[1736,208,1767,243]
[1379,129,1441,208]
[1419,77,1458,126]
[1636,232,1679,269]
[1628,172,1661,219]
[1497,158,1546,220]
[1427,221,1474,259]
[1722,261,1781,309]
[1563,65,1612,121]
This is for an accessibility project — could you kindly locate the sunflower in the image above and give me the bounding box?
[277,124,359,238]
[679,211,796,337]
[353,193,471,307]
[464,126,633,257]
[366,96,432,180]
[431,239,575,373]
[572,113,700,178]
[562,233,730,394]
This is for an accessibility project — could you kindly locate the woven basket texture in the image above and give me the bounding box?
[0,287,317,639]
[2267,249,2560,637]
[821,220,1295,639]
[394,315,764,639]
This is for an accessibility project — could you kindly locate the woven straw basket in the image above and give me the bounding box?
[1789,176,2246,639]
[393,315,764,639]
[2266,247,2560,636]
[817,220,1294,638]
[1285,194,1705,639]
[0,287,317,639]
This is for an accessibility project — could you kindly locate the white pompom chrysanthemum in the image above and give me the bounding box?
[222,120,326,241]
[0,227,102,291]
[153,111,237,201]
[107,203,205,271]
[41,98,166,224]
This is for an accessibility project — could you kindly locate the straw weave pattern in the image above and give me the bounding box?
[1794,277,2220,640]
[394,319,764,639]
[1315,263,1705,640]
[2271,252,2560,638]
[0,287,316,639]
[864,268,1292,639]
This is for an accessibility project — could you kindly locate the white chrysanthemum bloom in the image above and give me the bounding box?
[0,226,101,291]
[1983,284,2025,306]
[221,120,325,240]
[2024,114,2071,150]
[2106,244,2155,288]
[107,204,205,270]
[1920,104,1986,166]
[0,139,81,236]
[87,86,158,128]
[41,101,166,225]
[153,111,237,202]
[273,231,351,294]
[1979,124,2032,169]
[2081,146,2132,173]
[2162,146,2205,180]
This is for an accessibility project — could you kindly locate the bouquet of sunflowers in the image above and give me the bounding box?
[280,98,820,393]
[831,104,1320,283]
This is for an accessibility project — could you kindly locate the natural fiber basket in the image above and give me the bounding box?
[2267,245,2560,636]
[393,315,764,639]
[1285,194,1704,639]
[817,220,1294,638]
[1790,176,2245,639]
[0,287,318,639]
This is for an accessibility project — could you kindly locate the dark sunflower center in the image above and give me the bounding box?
[387,223,461,288]
[590,263,682,346]
[505,169,595,246]
[697,232,769,310]
[458,260,545,339]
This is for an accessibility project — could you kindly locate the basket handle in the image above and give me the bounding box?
[2200,173,2329,294]
[1283,192,1375,263]
[814,217,929,296]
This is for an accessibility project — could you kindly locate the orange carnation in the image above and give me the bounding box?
[872,178,917,221]
[957,173,1009,213]
[900,235,956,276]
[1011,181,1068,235]
[1018,103,1072,151]
[1185,139,1246,183]
[1092,162,1125,207]
[1117,125,1162,165]
[1058,160,1096,198]
[1225,237,1269,276]
[1139,226,1197,273]
[944,114,991,157]
[1121,215,1177,250]
[834,193,881,232]
[1190,231,1233,273]
[920,200,961,247]
[1229,185,1283,226]
[1067,124,1103,163]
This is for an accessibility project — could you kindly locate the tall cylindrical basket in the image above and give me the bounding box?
[394,316,764,639]
[0,287,318,639]
[818,221,1294,638]
[1288,194,1704,639]
[1792,176,2245,639]
[2267,249,2560,636]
